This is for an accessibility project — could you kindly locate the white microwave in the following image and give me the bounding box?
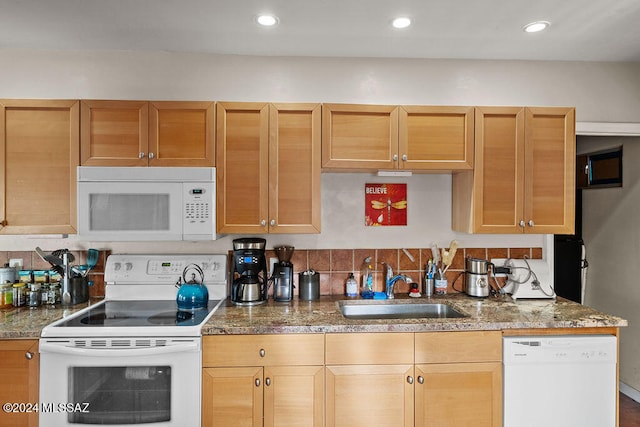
[77,166,216,241]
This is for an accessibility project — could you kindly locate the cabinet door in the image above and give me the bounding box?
[264,366,324,427]
[216,102,269,233]
[415,363,502,427]
[0,99,79,234]
[322,104,399,170]
[268,103,321,233]
[0,340,39,427]
[452,107,525,233]
[202,367,263,427]
[326,365,414,427]
[523,107,575,234]
[149,101,215,167]
[80,100,149,166]
[399,106,474,170]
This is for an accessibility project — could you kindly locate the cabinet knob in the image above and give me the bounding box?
[519,220,525,228]
[255,378,260,387]
[528,220,535,227]
[402,154,408,161]
[25,351,33,360]
[265,378,271,386]
[139,152,146,159]
[259,348,265,357]
[417,376,424,384]
[584,164,589,175]
[269,219,276,227]
[261,220,267,227]
[393,154,398,161]
[0,220,7,227]
[406,376,414,384]
[148,152,155,160]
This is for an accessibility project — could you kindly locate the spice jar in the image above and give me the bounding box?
[12,283,26,307]
[27,283,41,308]
[0,283,13,308]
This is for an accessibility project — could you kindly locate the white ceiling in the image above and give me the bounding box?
[1,0,640,62]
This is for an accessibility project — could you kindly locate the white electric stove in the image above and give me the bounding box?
[39,254,228,427]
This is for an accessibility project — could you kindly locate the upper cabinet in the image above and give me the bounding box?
[216,102,321,234]
[0,99,79,234]
[452,106,575,234]
[81,100,214,166]
[322,103,474,171]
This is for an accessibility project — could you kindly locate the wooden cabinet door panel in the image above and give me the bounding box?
[415,363,502,427]
[326,365,414,427]
[216,102,269,233]
[473,107,525,233]
[202,367,263,427]
[0,340,39,427]
[269,103,321,233]
[322,104,399,170]
[80,100,148,166]
[524,107,575,234]
[1,99,79,234]
[399,106,474,170]
[149,101,214,166]
[264,366,324,427]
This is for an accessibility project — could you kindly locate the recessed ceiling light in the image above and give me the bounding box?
[523,21,550,33]
[256,14,279,27]
[392,17,411,29]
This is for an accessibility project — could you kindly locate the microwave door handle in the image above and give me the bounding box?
[39,340,198,357]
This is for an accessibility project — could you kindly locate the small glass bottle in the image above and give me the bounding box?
[359,257,374,298]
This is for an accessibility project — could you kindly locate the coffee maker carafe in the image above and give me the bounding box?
[231,238,268,305]
[272,245,294,302]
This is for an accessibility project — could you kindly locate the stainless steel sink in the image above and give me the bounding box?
[339,302,468,320]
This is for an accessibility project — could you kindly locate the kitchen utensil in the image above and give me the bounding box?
[464,257,490,297]
[176,263,208,310]
[299,270,319,300]
[441,240,459,274]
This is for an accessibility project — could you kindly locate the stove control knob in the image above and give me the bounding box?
[125,263,133,271]
[114,263,122,271]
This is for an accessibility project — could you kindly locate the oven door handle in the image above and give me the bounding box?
[39,340,199,357]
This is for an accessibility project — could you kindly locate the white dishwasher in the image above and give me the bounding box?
[503,335,617,427]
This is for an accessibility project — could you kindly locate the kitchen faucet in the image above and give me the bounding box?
[381,262,412,299]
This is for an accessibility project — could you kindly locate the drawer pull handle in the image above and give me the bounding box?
[259,348,265,357]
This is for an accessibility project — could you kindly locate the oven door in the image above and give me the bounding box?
[39,337,202,426]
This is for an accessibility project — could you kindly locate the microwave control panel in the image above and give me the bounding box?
[183,182,214,235]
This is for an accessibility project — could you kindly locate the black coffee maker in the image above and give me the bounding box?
[231,238,268,305]
[272,245,294,302]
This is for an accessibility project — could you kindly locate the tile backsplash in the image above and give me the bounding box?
[1,247,541,298]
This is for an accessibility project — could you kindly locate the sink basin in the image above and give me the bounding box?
[339,302,468,320]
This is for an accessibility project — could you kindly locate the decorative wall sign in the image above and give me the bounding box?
[365,183,407,226]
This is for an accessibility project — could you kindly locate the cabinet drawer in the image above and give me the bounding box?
[326,333,414,365]
[203,334,324,367]
[415,331,501,363]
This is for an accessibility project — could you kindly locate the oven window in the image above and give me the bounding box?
[68,366,171,424]
[89,194,170,231]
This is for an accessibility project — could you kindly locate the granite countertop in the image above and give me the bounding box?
[0,299,99,339]
[0,294,627,339]
[201,294,628,335]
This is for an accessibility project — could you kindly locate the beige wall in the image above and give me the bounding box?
[579,136,640,394]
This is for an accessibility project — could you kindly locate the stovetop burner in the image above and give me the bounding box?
[52,300,218,329]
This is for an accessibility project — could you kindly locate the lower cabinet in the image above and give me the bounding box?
[202,334,324,427]
[203,332,502,427]
[325,331,502,427]
[0,339,39,427]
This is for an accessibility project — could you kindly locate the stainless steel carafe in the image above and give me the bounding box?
[464,257,490,297]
